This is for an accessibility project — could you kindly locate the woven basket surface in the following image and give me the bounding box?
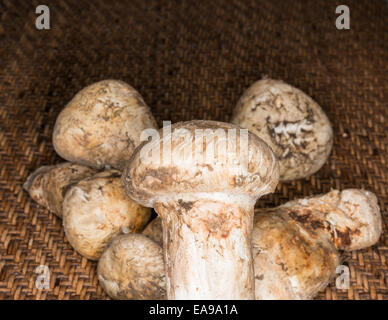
[0,0,387,300]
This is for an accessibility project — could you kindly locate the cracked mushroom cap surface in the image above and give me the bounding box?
[98,234,166,300]
[62,170,151,260]
[53,79,158,170]
[231,78,333,181]
[121,120,279,207]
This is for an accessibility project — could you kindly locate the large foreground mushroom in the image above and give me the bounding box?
[121,120,279,299]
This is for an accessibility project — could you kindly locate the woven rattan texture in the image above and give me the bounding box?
[0,0,387,300]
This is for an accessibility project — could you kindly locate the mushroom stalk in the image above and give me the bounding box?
[155,194,255,300]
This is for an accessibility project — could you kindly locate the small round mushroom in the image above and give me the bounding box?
[253,188,382,299]
[122,120,279,299]
[124,189,382,300]
[63,170,151,260]
[98,234,166,300]
[53,79,158,170]
[23,162,98,218]
[231,78,333,181]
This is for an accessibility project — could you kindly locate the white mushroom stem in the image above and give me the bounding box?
[154,193,256,300]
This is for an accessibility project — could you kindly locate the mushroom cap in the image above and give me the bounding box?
[53,79,158,170]
[121,120,279,207]
[231,78,333,181]
[23,162,97,218]
[62,170,151,260]
[98,234,166,300]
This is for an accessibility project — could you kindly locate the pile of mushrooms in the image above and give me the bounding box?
[24,78,382,300]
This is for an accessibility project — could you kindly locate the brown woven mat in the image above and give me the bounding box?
[0,0,387,300]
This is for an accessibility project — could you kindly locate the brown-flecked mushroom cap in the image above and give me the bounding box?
[231,78,333,181]
[62,170,151,260]
[122,120,279,207]
[98,234,166,300]
[23,162,98,218]
[53,79,158,170]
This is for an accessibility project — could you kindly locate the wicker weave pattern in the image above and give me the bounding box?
[0,0,386,299]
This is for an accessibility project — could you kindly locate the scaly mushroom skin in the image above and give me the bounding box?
[23,162,97,218]
[231,78,333,181]
[98,234,166,300]
[53,80,158,170]
[63,170,151,260]
[137,189,382,300]
[122,120,279,300]
[253,189,382,299]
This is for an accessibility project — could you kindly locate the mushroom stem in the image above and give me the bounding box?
[154,194,255,300]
